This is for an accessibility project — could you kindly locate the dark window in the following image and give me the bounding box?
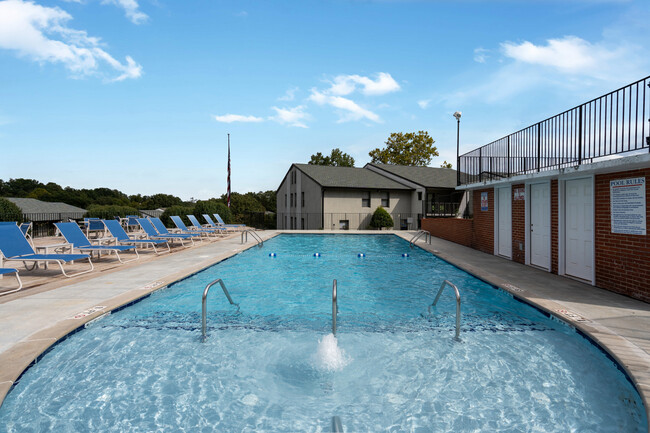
[381,191,389,207]
[417,191,422,201]
[284,194,287,207]
[301,192,305,207]
[339,220,349,230]
[362,191,370,207]
[301,218,305,229]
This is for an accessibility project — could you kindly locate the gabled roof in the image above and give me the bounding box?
[294,164,411,190]
[4,197,87,221]
[365,163,457,189]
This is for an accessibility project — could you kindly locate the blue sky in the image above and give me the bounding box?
[0,0,648,201]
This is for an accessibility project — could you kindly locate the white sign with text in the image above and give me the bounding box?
[610,177,646,235]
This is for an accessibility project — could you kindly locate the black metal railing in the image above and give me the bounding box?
[277,212,423,230]
[459,76,650,185]
[424,202,459,217]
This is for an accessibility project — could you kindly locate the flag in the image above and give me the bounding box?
[227,134,231,208]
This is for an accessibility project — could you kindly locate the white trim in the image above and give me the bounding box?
[526,180,552,271]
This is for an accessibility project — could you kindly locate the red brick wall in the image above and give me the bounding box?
[472,189,494,254]
[551,180,559,274]
[594,169,650,303]
[511,184,526,264]
[421,218,473,247]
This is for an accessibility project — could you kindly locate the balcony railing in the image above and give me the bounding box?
[459,76,650,186]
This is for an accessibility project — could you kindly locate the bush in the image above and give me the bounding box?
[160,205,195,228]
[193,200,232,224]
[0,198,23,223]
[369,207,393,229]
[85,204,140,219]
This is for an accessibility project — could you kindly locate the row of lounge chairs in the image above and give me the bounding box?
[0,214,246,295]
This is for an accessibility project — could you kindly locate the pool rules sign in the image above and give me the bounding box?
[610,177,646,235]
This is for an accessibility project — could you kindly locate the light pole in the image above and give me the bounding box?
[453,111,462,186]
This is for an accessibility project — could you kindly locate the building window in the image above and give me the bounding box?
[381,191,390,207]
[285,194,287,207]
[301,192,305,207]
[285,216,288,228]
[291,193,294,207]
[339,220,349,230]
[418,191,422,201]
[301,218,305,229]
[362,191,370,207]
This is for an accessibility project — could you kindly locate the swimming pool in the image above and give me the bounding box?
[0,234,646,432]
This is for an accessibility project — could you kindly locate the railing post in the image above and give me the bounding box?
[478,148,482,182]
[537,123,541,172]
[578,105,583,164]
[507,135,510,178]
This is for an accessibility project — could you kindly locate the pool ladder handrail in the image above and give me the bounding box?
[409,230,430,248]
[201,278,239,342]
[240,229,263,247]
[332,279,337,335]
[428,280,461,341]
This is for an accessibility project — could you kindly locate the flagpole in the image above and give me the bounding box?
[227,134,231,208]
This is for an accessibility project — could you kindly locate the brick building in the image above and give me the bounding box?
[423,77,650,303]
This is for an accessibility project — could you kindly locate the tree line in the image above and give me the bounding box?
[308,131,453,168]
[0,178,276,227]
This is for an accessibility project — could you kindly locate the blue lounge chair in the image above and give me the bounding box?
[137,218,195,247]
[55,222,139,264]
[0,224,93,277]
[0,268,22,295]
[103,219,170,255]
[150,217,202,240]
[202,214,235,233]
[214,214,246,230]
[175,215,221,237]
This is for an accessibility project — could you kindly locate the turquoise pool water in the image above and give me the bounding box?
[0,234,646,432]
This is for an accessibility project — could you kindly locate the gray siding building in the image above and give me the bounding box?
[276,163,462,230]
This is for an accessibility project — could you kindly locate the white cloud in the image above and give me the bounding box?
[309,90,380,123]
[278,86,298,101]
[270,106,309,128]
[102,0,148,25]
[0,0,142,81]
[473,47,489,63]
[500,36,617,73]
[327,72,400,96]
[214,114,264,123]
[417,99,430,109]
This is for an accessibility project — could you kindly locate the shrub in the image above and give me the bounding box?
[85,204,140,219]
[193,200,232,224]
[0,198,23,223]
[369,207,393,229]
[160,205,195,228]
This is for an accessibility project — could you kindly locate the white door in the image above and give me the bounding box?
[530,183,550,269]
[497,187,512,258]
[565,178,593,281]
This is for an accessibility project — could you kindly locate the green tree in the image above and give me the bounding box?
[85,205,139,219]
[160,205,195,228]
[0,198,23,223]
[440,161,453,169]
[368,131,438,166]
[308,148,355,167]
[368,207,393,229]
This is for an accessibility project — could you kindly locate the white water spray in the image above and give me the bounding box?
[315,333,350,372]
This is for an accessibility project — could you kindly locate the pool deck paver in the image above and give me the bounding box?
[0,229,648,429]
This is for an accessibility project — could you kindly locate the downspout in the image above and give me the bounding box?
[321,189,325,230]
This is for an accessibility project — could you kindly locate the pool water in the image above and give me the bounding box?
[0,234,646,432]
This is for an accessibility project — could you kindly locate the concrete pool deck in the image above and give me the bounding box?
[0,229,648,427]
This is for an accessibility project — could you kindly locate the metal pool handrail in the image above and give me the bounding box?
[332,279,337,335]
[409,230,430,248]
[428,280,461,341]
[202,278,239,342]
[331,415,343,432]
[240,229,263,247]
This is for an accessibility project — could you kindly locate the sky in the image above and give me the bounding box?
[0,0,648,201]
